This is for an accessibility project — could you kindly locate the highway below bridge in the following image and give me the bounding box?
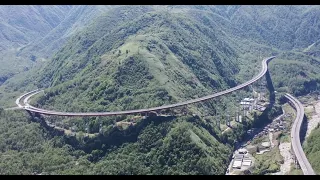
[285,93,316,175]
[16,56,276,117]
[10,55,317,175]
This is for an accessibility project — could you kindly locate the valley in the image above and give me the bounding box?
[0,5,320,175]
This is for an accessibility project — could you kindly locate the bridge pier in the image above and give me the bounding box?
[235,108,239,122]
[216,113,221,130]
[291,144,300,170]
[25,110,41,119]
[25,110,54,130]
[25,110,34,119]
[292,155,300,169]
[144,112,149,118]
[226,112,231,127]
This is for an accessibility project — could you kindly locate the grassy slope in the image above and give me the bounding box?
[34,9,240,114]
[17,5,113,60]
[304,125,320,174]
[0,5,72,49]
[268,51,320,96]
[1,5,320,175]
[0,7,242,175]
[0,5,72,86]
[90,119,232,175]
[0,110,94,175]
[0,6,112,87]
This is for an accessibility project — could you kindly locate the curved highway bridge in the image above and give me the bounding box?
[16,56,276,116]
[13,56,316,175]
[285,93,316,175]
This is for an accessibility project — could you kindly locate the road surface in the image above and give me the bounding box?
[17,56,276,116]
[285,93,315,175]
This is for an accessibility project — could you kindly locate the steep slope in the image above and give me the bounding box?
[268,52,320,96]
[0,5,73,85]
[35,8,240,113]
[0,5,72,50]
[303,39,320,58]
[2,5,320,175]
[90,119,232,175]
[304,125,320,174]
[0,110,94,175]
[0,5,113,86]
[0,6,71,85]
[19,7,243,175]
[181,5,320,95]
[17,5,114,60]
[183,5,320,51]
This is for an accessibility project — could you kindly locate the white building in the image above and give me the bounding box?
[238,148,248,154]
[232,160,242,169]
[242,160,252,166]
[240,101,251,105]
[243,98,255,102]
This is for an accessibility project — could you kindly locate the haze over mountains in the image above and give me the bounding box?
[0,5,320,175]
[0,5,113,85]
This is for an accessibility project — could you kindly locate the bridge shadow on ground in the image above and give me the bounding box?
[266,70,276,106]
[66,115,181,161]
[26,111,64,137]
[26,111,178,160]
[251,69,280,129]
[300,115,308,145]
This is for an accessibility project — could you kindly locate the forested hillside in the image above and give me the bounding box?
[304,125,320,174]
[0,5,111,86]
[17,5,114,60]
[35,6,240,112]
[0,5,72,50]
[1,5,320,175]
[0,110,93,175]
[0,5,71,85]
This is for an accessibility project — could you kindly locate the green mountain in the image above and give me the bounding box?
[36,7,240,112]
[0,5,72,85]
[17,5,114,60]
[1,6,246,175]
[0,5,112,86]
[0,5,72,50]
[1,5,320,175]
[304,125,320,174]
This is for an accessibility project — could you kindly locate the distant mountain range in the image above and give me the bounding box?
[0,5,320,175]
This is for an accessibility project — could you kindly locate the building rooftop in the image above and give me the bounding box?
[243,98,255,102]
[235,154,244,159]
[232,160,242,168]
[261,142,270,147]
[240,101,251,105]
[242,161,252,166]
[238,148,247,153]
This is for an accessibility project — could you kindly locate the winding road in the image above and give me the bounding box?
[285,93,316,175]
[16,56,276,116]
[12,56,316,175]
